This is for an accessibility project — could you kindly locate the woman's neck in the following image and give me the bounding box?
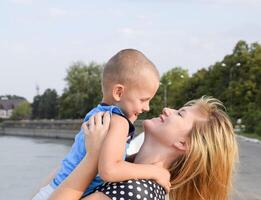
[134,132,180,170]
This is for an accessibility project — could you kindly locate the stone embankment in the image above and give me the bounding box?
[0,120,82,139]
[0,119,143,139]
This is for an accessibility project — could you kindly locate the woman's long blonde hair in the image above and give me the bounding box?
[169,96,238,200]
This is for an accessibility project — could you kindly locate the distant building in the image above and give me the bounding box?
[0,96,25,119]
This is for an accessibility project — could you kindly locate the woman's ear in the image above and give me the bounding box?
[172,138,187,151]
[112,84,125,101]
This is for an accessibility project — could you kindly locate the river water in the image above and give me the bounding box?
[0,136,73,199]
[0,135,260,200]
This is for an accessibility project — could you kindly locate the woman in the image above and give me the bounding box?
[49,96,238,200]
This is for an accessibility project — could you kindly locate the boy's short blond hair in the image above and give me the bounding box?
[102,49,159,95]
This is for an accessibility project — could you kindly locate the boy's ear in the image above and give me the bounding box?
[112,84,125,101]
[172,138,187,151]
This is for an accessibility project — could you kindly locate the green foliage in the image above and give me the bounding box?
[143,40,260,136]
[242,104,261,136]
[31,95,41,118]
[161,67,189,108]
[59,62,103,119]
[31,89,58,119]
[11,101,32,120]
[177,68,209,104]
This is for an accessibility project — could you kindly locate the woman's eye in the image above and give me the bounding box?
[178,112,182,117]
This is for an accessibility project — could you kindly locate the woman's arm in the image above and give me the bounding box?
[49,155,98,200]
[48,112,110,200]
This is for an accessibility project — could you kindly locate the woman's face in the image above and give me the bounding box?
[143,105,205,149]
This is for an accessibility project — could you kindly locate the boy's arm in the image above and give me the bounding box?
[98,115,169,184]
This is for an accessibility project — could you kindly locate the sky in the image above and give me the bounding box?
[1,0,260,102]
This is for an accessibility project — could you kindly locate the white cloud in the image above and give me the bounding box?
[48,8,68,17]
[136,15,153,26]
[117,27,145,37]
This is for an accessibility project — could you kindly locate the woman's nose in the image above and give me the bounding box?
[162,107,174,116]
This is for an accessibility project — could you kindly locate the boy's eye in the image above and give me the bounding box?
[141,99,149,102]
[178,112,183,117]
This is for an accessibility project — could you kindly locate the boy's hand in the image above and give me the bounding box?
[82,111,111,156]
[153,165,171,193]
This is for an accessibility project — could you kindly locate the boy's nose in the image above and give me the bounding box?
[143,103,150,112]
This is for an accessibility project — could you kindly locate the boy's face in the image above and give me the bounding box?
[118,74,159,123]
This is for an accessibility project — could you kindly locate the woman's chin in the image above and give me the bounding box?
[142,119,150,130]
[142,118,159,132]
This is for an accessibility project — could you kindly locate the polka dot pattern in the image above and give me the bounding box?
[95,179,166,200]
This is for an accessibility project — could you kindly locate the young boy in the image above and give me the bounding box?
[32,49,169,200]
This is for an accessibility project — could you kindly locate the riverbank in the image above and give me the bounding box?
[237,132,261,141]
[0,119,82,139]
[0,119,143,139]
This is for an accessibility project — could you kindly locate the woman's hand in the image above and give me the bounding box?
[82,111,111,156]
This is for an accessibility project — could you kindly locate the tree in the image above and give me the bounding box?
[160,67,189,108]
[31,95,41,119]
[11,101,32,120]
[39,89,58,119]
[242,103,261,136]
[178,68,208,104]
[31,89,58,119]
[59,62,103,119]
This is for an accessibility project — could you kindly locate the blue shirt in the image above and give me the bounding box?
[51,104,135,196]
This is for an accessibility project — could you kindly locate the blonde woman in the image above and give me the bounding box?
[49,96,238,200]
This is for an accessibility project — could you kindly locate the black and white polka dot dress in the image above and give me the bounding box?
[95,179,166,200]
